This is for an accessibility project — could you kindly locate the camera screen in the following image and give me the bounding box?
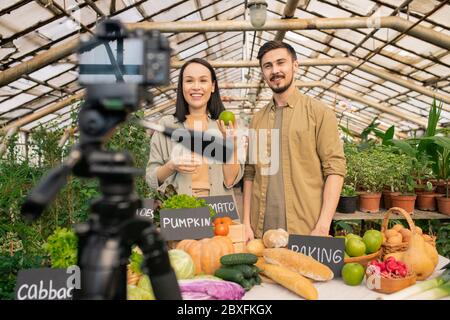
[78,38,144,85]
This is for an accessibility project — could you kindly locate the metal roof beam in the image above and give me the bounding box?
[2,15,449,88]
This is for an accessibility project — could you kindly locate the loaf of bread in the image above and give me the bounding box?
[258,262,318,300]
[263,229,289,248]
[263,248,334,281]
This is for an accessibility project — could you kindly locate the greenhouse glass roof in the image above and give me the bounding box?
[0,0,449,137]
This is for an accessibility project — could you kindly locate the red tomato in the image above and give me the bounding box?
[221,216,233,226]
[214,223,229,236]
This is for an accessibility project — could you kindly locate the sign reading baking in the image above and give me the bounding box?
[288,235,345,276]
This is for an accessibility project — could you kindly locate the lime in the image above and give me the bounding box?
[346,238,366,257]
[363,230,383,254]
[346,233,363,242]
[342,263,365,286]
[219,110,236,125]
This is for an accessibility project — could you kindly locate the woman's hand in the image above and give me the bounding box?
[167,157,200,174]
[216,120,237,139]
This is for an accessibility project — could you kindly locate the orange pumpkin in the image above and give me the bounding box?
[176,236,234,275]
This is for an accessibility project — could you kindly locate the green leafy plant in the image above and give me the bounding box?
[161,194,216,218]
[43,228,78,268]
[435,223,450,258]
[0,251,44,300]
[129,250,144,275]
[354,146,395,193]
[425,181,434,192]
[341,184,357,197]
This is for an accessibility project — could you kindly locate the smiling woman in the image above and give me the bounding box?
[145,58,244,198]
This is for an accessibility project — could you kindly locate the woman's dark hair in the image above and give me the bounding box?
[257,41,297,64]
[174,58,225,122]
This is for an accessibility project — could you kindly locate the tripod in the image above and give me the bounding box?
[72,149,181,299]
[21,82,181,300]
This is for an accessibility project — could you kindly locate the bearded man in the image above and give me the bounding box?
[243,41,346,240]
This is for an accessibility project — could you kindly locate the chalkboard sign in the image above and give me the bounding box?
[159,207,214,240]
[201,195,239,220]
[288,235,345,277]
[136,199,155,221]
[15,267,80,300]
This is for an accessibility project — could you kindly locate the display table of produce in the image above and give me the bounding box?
[243,255,450,300]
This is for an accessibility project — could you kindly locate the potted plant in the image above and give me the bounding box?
[416,181,441,211]
[411,153,435,194]
[437,178,450,215]
[391,162,417,214]
[357,146,389,213]
[382,150,408,209]
[436,144,450,215]
[337,184,358,214]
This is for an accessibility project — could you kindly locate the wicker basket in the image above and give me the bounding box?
[381,207,436,260]
[344,250,380,267]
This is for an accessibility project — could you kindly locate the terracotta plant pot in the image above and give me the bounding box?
[391,194,417,214]
[359,192,382,213]
[414,187,424,195]
[337,195,358,214]
[382,190,401,209]
[416,193,439,211]
[436,181,449,194]
[437,196,450,216]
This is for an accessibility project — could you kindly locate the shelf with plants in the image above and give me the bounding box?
[339,98,449,266]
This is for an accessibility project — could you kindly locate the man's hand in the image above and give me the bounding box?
[244,223,255,242]
[310,223,330,237]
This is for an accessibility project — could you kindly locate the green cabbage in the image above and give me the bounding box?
[127,275,155,300]
[169,249,195,280]
[193,274,223,281]
[127,285,154,300]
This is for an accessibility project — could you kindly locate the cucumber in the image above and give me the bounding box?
[254,275,261,285]
[250,265,262,275]
[220,253,258,266]
[230,264,254,278]
[214,267,244,283]
[240,278,253,291]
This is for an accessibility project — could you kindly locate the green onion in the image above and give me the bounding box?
[380,269,450,300]
[407,282,450,300]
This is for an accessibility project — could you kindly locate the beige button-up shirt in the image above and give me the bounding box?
[244,89,346,237]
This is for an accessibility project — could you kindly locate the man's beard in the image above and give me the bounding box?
[268,73,294,94]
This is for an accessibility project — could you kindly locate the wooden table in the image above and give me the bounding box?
[333,209,450,221]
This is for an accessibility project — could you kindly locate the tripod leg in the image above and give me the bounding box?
[73,228,128,300]
[138,225,182,300]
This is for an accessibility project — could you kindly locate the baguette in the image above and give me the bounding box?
[263,248,334,281]
[258,262,318,300]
